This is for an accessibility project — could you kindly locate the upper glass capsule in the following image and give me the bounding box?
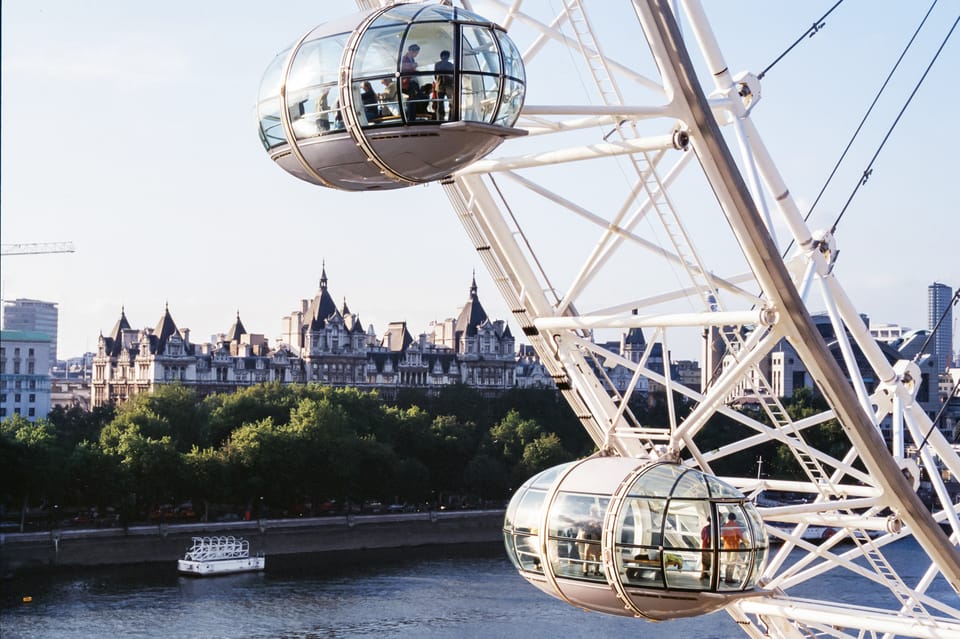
[257,3,526,191]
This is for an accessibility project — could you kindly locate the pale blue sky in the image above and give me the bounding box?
[2,1,957,361]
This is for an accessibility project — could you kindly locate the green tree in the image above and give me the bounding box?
[1,416,63,529]
[518,433,571,478]
[65,440,122,511]
[204,382,300,446]
[142,384,210,451]
[430,414,482,494]
[464,453,510,500]
[112,425,184,510]
[47,403,115,449]
[183,446,230,520]
[490,409,544,468]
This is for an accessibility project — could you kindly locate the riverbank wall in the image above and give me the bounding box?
[0,509,505,575]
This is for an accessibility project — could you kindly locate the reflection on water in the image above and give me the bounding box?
[1,540,953,639]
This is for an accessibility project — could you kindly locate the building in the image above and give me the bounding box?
[92,306,302,407]
[92,271,518,407]
[0,330,52,421]
[2,298,59,366]
[50,378,92,412]
[762,313,944,442]
[869,322,910,342]
[929,282,954,372]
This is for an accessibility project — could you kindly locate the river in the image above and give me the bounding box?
[0,539,953,638]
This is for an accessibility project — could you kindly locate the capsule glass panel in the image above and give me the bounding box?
[258,2,526,190]
[505,458,769,621]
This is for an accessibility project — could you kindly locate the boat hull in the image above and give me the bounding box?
[177,557,265,576]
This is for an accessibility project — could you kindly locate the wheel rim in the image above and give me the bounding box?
[439,1,960,635]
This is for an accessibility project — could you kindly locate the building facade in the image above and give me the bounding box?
[2,298,59,366]
[0,330,52,421]
[91,272,518,407]
[929,282,954,372]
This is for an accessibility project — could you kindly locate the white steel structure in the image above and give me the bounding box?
[432,0,959,637]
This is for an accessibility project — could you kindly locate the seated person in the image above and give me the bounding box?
[379,78,398,117]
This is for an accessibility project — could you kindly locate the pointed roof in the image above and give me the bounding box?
[455,273,489,339]
[307,265,340,330]
[110,307,131,342]
[624,327,646,347]
[381,321,414,353]
[227,311,247,342]
[153,304,179,353]
[105,307,132,357]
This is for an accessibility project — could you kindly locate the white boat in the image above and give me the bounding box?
[177,536,265,576]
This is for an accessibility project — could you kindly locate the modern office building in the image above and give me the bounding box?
[2,298,59,365]
[0,330,52,421]
[929,282,954,372]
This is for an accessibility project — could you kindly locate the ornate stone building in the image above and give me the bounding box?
[92,270,517,407]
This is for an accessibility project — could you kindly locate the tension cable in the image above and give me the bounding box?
[829,13,959,236]
[804,0,939,226]
[757,0,845,81]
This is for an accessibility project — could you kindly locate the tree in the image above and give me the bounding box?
[204,382,300,446]
[65,440,122,511]
[1,416,63,530]
[518,433,571,478]
[490,410,544,468]
[112,426,184,511]
[47,403,115,449]
[142,384,210,451]
[464,453,510,500]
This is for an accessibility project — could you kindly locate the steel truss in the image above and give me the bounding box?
[440,0,960,636]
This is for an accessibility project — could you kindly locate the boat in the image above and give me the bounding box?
[177,536,264,576]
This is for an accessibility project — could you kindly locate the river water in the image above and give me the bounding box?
[1,540,954,639]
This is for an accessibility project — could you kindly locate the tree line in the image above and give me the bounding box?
[1,382,839,530]
[0,383,593,527]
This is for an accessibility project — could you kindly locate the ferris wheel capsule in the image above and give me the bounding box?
[503,458,769,620]
[256,3,527,191]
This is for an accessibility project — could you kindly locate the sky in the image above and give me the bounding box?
[1,0,957,362]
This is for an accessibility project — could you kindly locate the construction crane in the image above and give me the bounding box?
[1,242,76,256]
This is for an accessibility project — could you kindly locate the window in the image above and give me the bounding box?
[29,393,36,403]
[28,408,35,417]
[28,348,35,357]
[0,394,5,402]
[14,394,21,403]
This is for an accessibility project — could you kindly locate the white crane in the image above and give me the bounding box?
[0,242,76,256]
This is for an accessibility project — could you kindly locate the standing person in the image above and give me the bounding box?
[574,504,603,576]
[316,88,331,132]
[400,43,421,120]
[721,511,745,584]
[433,49,454,120]
[700,520,712,580]
[360,81,379,122]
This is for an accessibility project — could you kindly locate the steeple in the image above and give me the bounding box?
[456,273,489,340]
[227,310,247,343]
[154,305,179,353]
[308,263,339,329]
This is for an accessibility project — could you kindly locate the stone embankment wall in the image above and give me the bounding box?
[1,510,505,574]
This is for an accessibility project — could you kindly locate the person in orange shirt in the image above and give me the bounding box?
[721,512,745,583]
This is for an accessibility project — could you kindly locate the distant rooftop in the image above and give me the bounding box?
[0,329,52,342]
